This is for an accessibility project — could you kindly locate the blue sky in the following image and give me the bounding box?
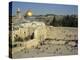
[11,1,78,16]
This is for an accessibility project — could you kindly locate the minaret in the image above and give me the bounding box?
[16,8,21,19]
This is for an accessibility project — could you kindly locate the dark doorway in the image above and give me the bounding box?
[30,32,34,39]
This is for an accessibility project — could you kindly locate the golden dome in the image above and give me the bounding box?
[26,9,32,16]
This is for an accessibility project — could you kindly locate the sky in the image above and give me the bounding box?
[10,1,78,16]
